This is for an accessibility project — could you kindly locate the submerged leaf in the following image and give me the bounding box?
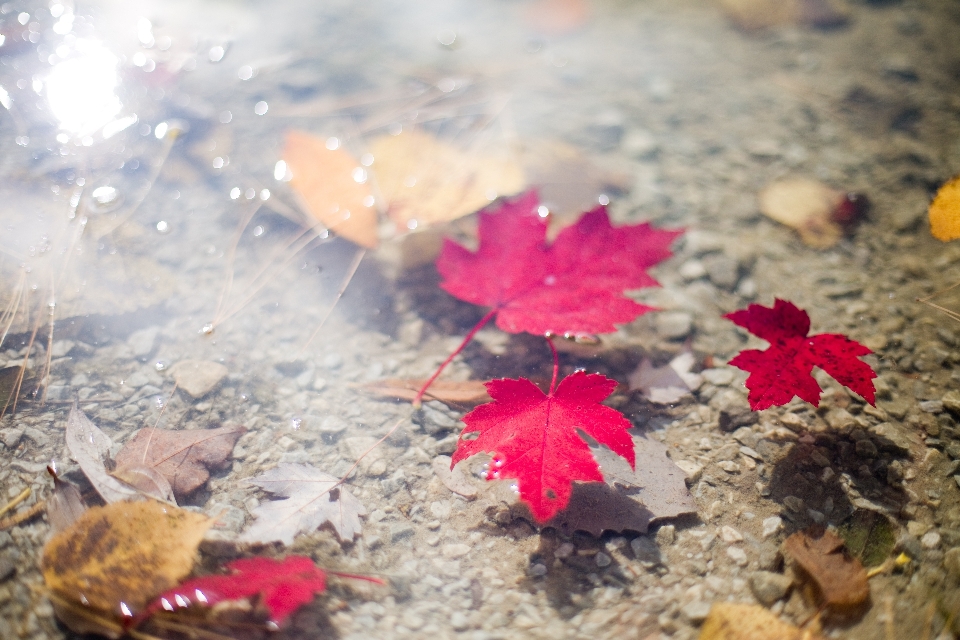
[930,174,960,241]
[838,509,896,568]
[360,378,491,405]
[284,130,379,248]
[699,602,815,640]
[629,351,703,404]
[46,470,87,536]
[782,528,869,610]
[42,500,211,623]
[242,463,365,545]
[759,178,844,248]
[65,405,138,504]
[113,425,245,498]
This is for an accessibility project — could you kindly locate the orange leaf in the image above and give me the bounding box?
[930,175,960,241]
[370,129,524,229]
[284,130,379,248]
[782,528,869,610]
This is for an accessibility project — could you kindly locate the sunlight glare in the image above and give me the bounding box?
[45,40,122,137]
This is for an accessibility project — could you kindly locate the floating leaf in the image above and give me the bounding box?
[699,602,815,640]
[360,379,491,405]
[782,528,869,610]
[370,128,525,229]
[930,174,960,241]
[42,500,211,625]
[65,404,138,504]
[114,425,245,498]
[284,130,379,248]
[242,463,365,545]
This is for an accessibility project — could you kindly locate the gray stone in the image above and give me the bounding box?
[169,360,228,398]
[0,428,23,448]
[630,535,662,565]
[944,547,960,578]
[701,368,735,386]
[871,422,916,454]
[855,439,878,458]
[0,553,15,582]
[712,390,757,432]
[655,312,693,339]
[45,385,71,402]
[702,254,740,290]
[920,400,944,414]
[390,523,415,543]
[680,600,712,624]
[127,327,159,357]
[656,525,676,545]
[417,402,459,435]
[749,571,791,606]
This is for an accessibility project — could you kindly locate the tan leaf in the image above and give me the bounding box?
[65,405,138,504]
[110,465,176,503]
[699,602,816,640]
[930,174,960,241]
[113,425,245,498]
[758,178,843,248]
[359,378,491,405]
[370,129,525,228]
[46,473,87,536]
[42,500,211,621]
[284,129,379,248]
[782,528,869,610]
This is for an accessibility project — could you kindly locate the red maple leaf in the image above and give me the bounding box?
[725,299,876,410]
[438,190,683,335]
[415,190,682,404]
[146,556,327,625]
[451,368,635,523]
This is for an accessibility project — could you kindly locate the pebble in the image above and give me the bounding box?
[390,524,415,543]
[721,526,743,543]
[675,460,703,484]
[169,359,229,397]
[921,531,942,550]
[762,516,783,539]
[442,544,471,559]
[0,428,23,449]
[702,254,740,290]
[726,547,748,566]
[920,400,944,414]
[701,368,735,386]
[713,390,757,432]
[871,422,916,454]
[680,600,712,624]
[450,611,470,631]
[431,455,479,499]
[127,327,159,357]
[679,259,707,280]
[595,552,612,567]
[656,525,676,546]
[555,542,575,559]
[748,571,791,606]
[944,547,960,578]
[717,460,740,473]
[630,536,662,565]
[655,312,693,339]
[783,496,805,512]
[0,553,15,582]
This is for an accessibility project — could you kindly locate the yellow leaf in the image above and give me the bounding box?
[42,500,211,620]
[284,130,379,248]
[699,602,816,640]
[930,175,960,241]
[370,129,525,229]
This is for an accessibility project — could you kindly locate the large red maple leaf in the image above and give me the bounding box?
[725,299,876,410]
[147,556,327,625]
[437,190,683,336]
[451,369,635,523]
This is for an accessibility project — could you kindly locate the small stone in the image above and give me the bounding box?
[0,428,23,448]
[855,439,878,458]
[390,524,415,543]
[713,390,758,432]
[810,451,831,467]
[921,531,942,550]
[169,360,229,398]
[762,516,783,539]
[555,542,575,559]
[702,254,741,290]
[726,546,748,566]
[680,600,712,624]
[718,460,741,473]
[721,526,743,543]
[655,312,693,339]
[529,563,548,577]
[748,571,791,606]
[0,553,15,582]
[807,509,825,524]
[675,460,703,484]
[871,422,917,454]
[127,327,159,357]
[824,409,855,430]
[630,535,661,565]
[944,548,960,578]
[701,368,735,386]
[783,496,805,512]
[450,611,470,631]
[679,259,707,280]
[366,459,388,477]
[401,612,425,630]
[656,525,676,546]
[920,400,944,414]
[442,543,471,559]
[907,521,931,538]
[595,552,612,567]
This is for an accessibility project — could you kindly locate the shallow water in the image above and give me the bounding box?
[2,0,960,638]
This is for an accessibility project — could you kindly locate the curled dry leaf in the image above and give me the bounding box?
[699,602,818,640]
[360,378,491,405]
[168,359,229,398]
[42,500,211,635]
[930,174,960,241]
[759,178,845,248]
[782,528,869,610]
[113,425,245,498]
[65,404,138,504]
[110,465,176,504]
[242,463,366,545]
[46,469,87,536]
[284,130,378,248]
[370,128,525,229]
[629,351,703,404]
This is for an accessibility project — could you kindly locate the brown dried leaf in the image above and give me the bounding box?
[360,378,491,405]
[759,178,844,248]
[42,500,210,621]
[699,602,816,640]
[113,425,245,498]
[47,474,87,536]
[371,129,525,228]
[782,528,869,610]
[65,405,138,504]
[284,129,379,248]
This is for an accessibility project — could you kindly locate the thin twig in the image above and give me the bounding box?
[299,247,365,354]
[0,499,45,530]
[0,487,30,517]
[413,308,498,407]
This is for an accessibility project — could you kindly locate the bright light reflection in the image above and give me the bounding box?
[46,40,122,136]
[0,86,10,110]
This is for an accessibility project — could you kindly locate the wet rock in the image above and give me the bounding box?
[824,408,855,430]
[0,428,23,449]
[431,455,479,499]
[656,525,676,545]
[679,259,707,280]
[721,526,743,543]
[702,254,740,290]
[726,546,748,566]
[128,327,159,357]
[713,390,757,432]
[169,360,229,398]
[855,439,878,458]
[442,543,471,559]
[655,312,693,339]
[749,571,791,606]
[702,368,735,386]
[416,402,459,435]
[922,531,942,549]
[920,400,943,414]
[630,535,661,565]
[871,422,917,454]
[944,547,960,578]
[944,392,960,415]
[762,516,783,539]
[680,600,712,624]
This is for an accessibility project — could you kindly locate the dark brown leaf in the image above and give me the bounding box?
[782,528,869,610]
[113,425,245,498]
[360,379,491,405]
[46,473,87,536]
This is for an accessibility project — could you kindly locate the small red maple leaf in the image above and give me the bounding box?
[452,369,635,523]
[147,556,326,625]
[438,190,683,336]
[725,299,877,410]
